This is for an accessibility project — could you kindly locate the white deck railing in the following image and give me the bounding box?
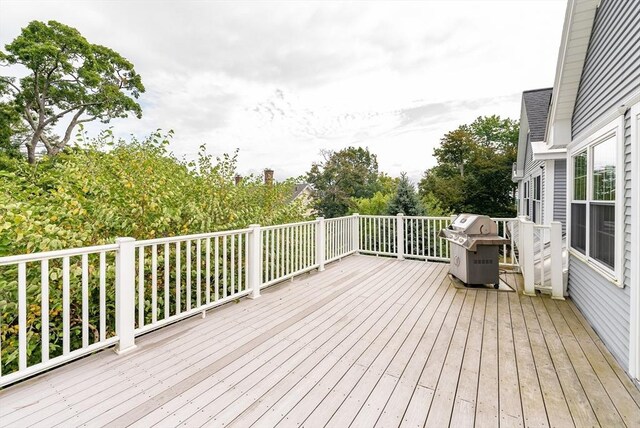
[514,217,565,300]
[0,213,518,386]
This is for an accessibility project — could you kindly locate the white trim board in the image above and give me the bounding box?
[532,141,567,161]
[629,103,640,380]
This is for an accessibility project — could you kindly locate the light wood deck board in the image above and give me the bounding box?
[0,256,375,415]
[0,255,637,428]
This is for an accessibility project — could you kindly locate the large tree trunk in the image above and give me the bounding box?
[25,132,41,164]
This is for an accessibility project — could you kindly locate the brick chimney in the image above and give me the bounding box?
[234,174,243,186]
[264,169,274,185]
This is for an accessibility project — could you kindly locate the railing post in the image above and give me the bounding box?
[115,237,137,354]
[316,217,325,271]
[522,221,536,296]
[352,213,360,254]
[550,221,564,300]
[248,224,262,299]
[396,213,404,260]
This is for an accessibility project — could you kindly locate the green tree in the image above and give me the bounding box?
[0,101,24,158]
[0,20,144,163]
[387,172,424,216]
[307,147,380,217]
[419,116,518,217]
[350,191,392,215]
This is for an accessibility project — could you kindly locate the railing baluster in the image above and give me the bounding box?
[237,234,242,292]
[18,262,27,370]
[264,230,270,283]
[206,238,211,304]
[42,258,50,361]
[175,242,181,314]
[196,239,201,307]
[276,228,280,278]
[82,253,89,348]
[186,240,191,311]
[214,236,220,301]
[223,235,228,298]
[164,243,170,319]
[245,231,249,290]
[152,244,158,324]
[138,246,144,327]
[62,256,70,355]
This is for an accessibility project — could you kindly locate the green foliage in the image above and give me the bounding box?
[0,130,306,373]
[386,173,424,216]
[0,20,145,162]
[419,115,518,217]
[307,147,381,218]
[350,192,392,215]
[0,101,24,158]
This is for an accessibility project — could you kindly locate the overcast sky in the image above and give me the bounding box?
[0,0,566,182]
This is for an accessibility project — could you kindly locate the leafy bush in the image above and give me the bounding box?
[0,130,307,373]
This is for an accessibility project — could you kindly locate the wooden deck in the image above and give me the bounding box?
[1,255,639,427]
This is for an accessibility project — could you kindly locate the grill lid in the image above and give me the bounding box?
[439,214,509,251]
[449,214,497,235]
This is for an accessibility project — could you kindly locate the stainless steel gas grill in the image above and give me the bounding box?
[439,214,509,287]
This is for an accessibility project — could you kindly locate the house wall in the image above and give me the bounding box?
[553,159,567,232]
[572,0,640,139]
[568,255,630,366]
[567,0,639,371]
[521,135,545,222]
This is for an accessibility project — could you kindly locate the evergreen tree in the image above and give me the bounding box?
[386,173,424,216]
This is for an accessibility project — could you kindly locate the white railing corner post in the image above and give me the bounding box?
[115,237,137,354]
[550,221,564,300]
[316,216,325,271]
[352,213,360,254]
[396,213,404,260]
[522,221,536,296]
[248,224,262,299]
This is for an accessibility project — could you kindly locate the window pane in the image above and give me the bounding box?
[571,203,586,253]
[592,137,616,201]
[573,151,587,200]
[590,203,615,269]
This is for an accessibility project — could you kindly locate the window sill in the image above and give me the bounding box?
[568,248,624,288]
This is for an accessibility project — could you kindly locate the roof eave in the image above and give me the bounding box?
[545,0,599,146]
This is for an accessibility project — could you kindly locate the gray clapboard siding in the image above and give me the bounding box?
[567,0,638,373]
[572,0,640,139]
[553,159,567,232]
[568,255,630,367]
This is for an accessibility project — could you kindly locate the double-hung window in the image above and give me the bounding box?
[532,175,541,224]
[570,133,617,272]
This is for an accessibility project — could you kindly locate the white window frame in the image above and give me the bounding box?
[531,172,542,224]
[567,116,625,286]
[522,180,530,218]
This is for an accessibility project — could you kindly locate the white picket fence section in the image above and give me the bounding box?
[0,213,519,386]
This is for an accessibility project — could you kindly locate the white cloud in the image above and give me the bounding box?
[0,0,566,182]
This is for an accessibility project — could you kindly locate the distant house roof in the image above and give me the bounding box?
[522,88,553,141]
[291,183,312,200]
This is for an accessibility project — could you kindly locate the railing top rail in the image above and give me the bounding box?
[261,220,317,230]
[135,228,252,246]
[491,217,518,221]
[0,243,119,265]
[533,224,552,230]
[403,215,452,220]
[324,215,353,222]
[358,215,397,219]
